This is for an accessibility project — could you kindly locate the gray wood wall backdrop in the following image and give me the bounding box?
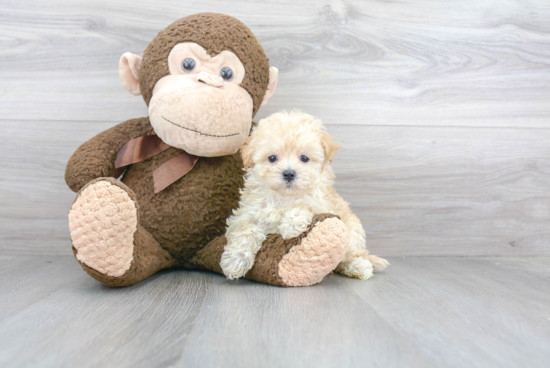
[1,0,549,256]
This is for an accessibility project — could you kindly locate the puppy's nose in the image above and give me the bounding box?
[282,169,296,183]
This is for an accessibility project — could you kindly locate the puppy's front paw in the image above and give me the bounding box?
[220,249,256,280]
[279,208,314,240]
[337,257,374,280]
[280,222,309,240]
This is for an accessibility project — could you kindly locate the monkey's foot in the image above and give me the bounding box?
[69,178,175,287]
[277,215,349,287]
[191,214,349,287]
[69,178,138,277]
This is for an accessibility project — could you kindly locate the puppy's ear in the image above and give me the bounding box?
[320,131,340,163]
[240,135,255,169]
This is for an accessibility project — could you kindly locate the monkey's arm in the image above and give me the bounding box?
[65,117,154,192]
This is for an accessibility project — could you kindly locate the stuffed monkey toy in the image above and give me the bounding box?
[65,13,350,287]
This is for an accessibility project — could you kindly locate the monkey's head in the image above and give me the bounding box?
[119,13,278,157]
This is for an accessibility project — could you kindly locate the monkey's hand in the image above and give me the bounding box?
[279,207,315,240]
[65,118,153,192]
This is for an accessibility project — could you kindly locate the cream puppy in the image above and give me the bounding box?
[220,110,389,280]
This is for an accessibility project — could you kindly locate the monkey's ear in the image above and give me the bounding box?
[260,67,279,107]
[119,52,142,95]
[240,134,255,169]
[320,131,340,163]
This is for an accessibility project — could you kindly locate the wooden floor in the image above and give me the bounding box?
[0,255,548,368]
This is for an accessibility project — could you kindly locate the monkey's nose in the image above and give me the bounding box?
[197,71,224,88]
[282,170,296,183]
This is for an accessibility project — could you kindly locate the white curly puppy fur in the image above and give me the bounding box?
[220,110,389,280]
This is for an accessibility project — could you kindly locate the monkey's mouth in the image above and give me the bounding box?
[162,116,239,138]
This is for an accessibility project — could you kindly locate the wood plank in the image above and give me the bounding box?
[338,257,550,368]
[0,255,436,368]
[0,261,209,367]
[175,272,436,368]
[2,120,549,256]
[0,256,549,367]
[0,255,84,320]
[1,0,549,127]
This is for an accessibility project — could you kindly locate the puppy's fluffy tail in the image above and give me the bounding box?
[367,255,390,272]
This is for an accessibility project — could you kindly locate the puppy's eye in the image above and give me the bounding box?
[300,155,310,163]
[268,155,277,163]
[182,58,196,72]
[220,67,233,81]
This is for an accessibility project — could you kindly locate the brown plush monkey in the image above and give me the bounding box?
[65,13,350,287]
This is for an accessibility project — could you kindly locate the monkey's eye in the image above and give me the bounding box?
[300,155,310,163]
[268,155,277,163]
[220,67,233,81]
[182,58,196,72]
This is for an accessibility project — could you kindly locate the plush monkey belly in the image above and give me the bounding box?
[123,147,244,264]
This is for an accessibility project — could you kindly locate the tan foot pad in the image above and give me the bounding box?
[69,180,137,277]
[278,218,350,287]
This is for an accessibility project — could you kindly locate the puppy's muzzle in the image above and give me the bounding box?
[282,169,296,183]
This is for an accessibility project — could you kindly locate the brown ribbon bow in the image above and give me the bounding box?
[115,135,198,193]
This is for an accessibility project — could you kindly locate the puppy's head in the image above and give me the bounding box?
[241,110,340,195]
